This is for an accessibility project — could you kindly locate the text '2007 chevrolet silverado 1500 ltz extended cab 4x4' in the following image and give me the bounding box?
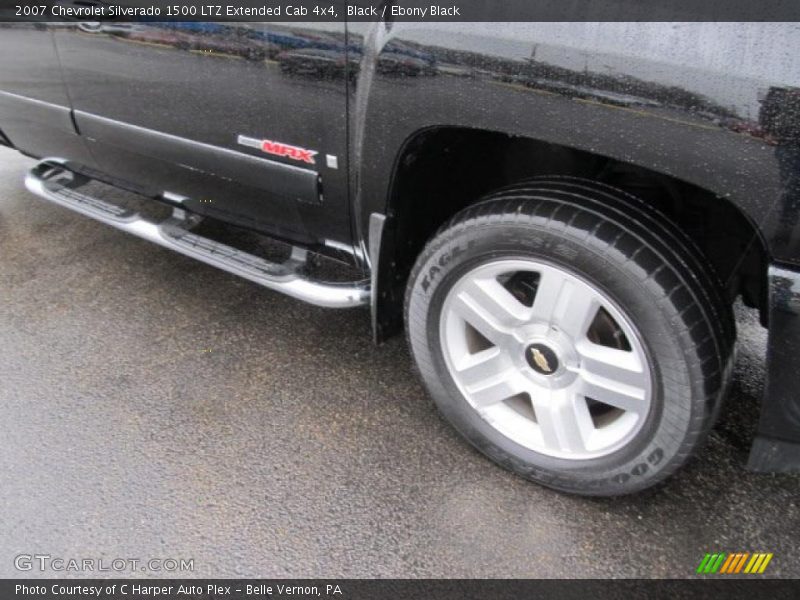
[1,10,799,495]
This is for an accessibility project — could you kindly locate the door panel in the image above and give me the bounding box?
[0,24,95,165]
[53,18,353,251]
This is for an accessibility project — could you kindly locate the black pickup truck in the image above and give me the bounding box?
[1,16,799,495]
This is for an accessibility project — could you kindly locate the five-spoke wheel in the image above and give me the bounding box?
[406,178,734,495]
[440,259,651,459]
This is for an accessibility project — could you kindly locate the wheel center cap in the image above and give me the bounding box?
[525,343,560,375]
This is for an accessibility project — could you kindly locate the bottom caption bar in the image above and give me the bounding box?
[2,579,799,600]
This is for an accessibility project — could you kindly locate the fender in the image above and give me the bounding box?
[353,22,797,264]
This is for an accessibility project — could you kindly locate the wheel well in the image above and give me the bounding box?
[376,126,768,340]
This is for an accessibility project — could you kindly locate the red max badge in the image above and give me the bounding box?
[237,135,318,165]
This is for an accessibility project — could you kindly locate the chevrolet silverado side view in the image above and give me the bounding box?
[1,16,799,495]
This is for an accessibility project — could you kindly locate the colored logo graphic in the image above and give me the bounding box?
[696,552,773,574]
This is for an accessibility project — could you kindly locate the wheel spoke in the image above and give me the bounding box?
[451,276,527,346]
[530,269,599,339]
[552,285,600,339]
[579,377,647,413]
[467,370,527,409]
[455,347,511,387]
[577,341,648,389]
[528,268,569,323]
[575,342,648,413]
[531,389,594,454]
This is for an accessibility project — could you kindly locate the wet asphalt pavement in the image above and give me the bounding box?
[1,147,799,579]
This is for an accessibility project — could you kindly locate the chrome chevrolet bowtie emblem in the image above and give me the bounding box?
[526,343,559,375]
[531,348,552,373]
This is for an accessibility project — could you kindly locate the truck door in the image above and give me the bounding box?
[52,16,354,254]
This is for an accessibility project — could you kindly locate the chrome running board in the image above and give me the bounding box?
[25,159,370,309]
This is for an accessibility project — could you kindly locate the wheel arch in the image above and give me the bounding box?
[370,125,770,343]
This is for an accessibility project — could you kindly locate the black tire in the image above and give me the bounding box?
[405,177,735,496]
